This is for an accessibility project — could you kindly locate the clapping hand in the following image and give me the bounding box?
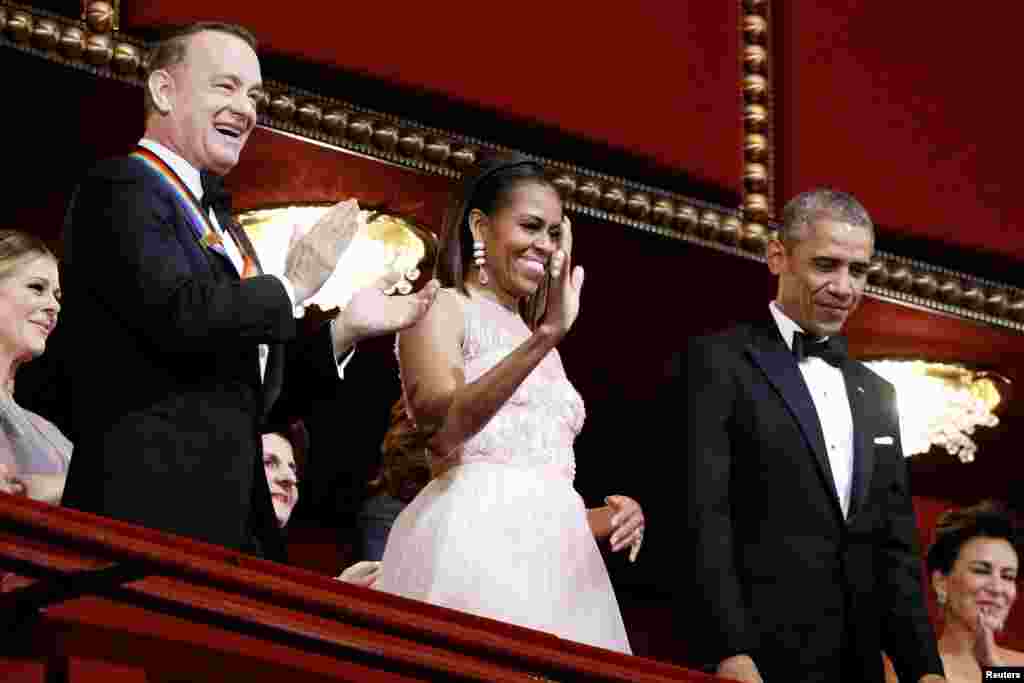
[539,216,584,343]
[975,605,1005,666]
[606,495,645,563]
[333,272,440,354]
[285,199,363,303]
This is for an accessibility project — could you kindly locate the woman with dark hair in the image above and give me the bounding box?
[0,230,70,504]
[913,501,1023,680]
[374,154,643,653]
[261,418,308,529]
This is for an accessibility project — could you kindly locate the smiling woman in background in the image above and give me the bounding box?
[887,501,1024,681]
[0,230,71,504]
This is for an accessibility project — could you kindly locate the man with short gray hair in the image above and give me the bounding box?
[674,188,945,682]
[62,22,437,559]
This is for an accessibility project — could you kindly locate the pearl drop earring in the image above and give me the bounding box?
[473,240,488,285]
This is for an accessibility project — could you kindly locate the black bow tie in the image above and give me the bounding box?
[792,332,847,367]
[200,171,232,215]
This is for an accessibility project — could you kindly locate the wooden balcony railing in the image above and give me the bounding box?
[0,494,716,682]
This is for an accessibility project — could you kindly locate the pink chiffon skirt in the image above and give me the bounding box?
[375,461,632,653]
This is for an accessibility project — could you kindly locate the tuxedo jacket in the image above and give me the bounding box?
[675,314,942,683]
[61,154,339,560]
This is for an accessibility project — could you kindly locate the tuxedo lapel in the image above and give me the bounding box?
[746,324,844,520]
[217,209,285,419]
[219,210,262,272]
[840,357,875,520]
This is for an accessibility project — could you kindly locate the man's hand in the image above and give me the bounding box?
[284,199,362,304]
[716,654,763,683]
[332,273,439,356]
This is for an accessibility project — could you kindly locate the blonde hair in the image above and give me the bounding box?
[0,230,55,280]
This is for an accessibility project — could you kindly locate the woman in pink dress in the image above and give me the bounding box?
[375,155,644,653]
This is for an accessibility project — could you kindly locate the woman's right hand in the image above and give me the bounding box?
[974,606,1005,666]
[539,216,584,343]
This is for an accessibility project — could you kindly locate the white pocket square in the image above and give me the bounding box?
[874,436,894,445]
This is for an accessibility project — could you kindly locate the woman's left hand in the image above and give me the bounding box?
[606,495,645,562]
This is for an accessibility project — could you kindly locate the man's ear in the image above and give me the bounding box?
[765,236,786,276]
[147,69,174,115]
[467,209,488,243]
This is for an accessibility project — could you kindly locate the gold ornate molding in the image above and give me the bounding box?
[863,252,1024,330]
[741,0,773,236]
[256,78,743,244]
[2,0,1023,333]
[1,1,143,82]
[81,0,117,33]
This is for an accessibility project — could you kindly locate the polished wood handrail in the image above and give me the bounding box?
[0,494,715,682]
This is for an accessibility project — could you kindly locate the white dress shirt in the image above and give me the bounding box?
[769,301,855,518]
[138,139,354,380]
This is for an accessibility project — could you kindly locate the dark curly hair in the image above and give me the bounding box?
[926,500,1021,575]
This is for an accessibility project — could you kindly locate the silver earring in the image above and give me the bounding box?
[473,240,488,285]
[937,591,947,606]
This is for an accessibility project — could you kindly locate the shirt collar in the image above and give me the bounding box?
[769,300,816,351]
[138,138,204,202]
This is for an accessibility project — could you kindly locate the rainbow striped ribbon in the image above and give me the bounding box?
[129,148,256,278]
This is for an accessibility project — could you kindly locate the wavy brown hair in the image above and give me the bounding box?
[369,399,432,503]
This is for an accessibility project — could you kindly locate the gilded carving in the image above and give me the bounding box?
[84,1,113,34]
[30,17,56,51]
[0,1,1018,332]
[7,11,32,43]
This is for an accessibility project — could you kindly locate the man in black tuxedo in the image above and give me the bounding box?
[678,189,944,682]
[61,22,436,560]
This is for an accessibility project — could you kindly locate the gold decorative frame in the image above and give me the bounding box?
[1,0,1022,332]
[741,0,773,235]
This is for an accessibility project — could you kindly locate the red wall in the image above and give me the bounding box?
[123,1,745,204]
[776,2,1024,269]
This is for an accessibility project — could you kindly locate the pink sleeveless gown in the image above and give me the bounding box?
[375,290,631,653]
